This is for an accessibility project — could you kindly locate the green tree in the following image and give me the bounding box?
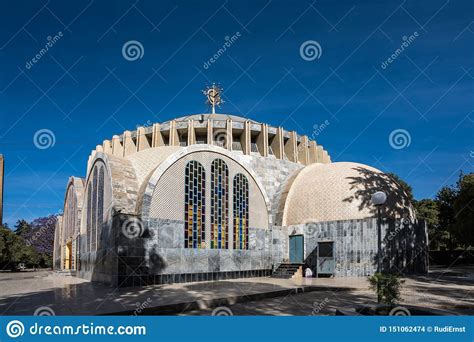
[414,199,439,226]
[435,185,458,250]
[414,199,445,250]
[452,173,474,247]
[387,172,414,203]
[0,226,24,269]
[14,219,31,237]
[0,225,41,270]
[386,171,473,251]
[368,273,405,305]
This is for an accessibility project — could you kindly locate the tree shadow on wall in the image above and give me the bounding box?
[342,167,428,275]
[342,166,413,220]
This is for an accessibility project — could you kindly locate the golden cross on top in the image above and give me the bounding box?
[202,84,223,114]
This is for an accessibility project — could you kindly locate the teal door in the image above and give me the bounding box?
[289,235,304,264]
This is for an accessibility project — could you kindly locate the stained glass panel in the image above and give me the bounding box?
[233,173,249,250]
[184,161,206,248]
[210,159,229,249]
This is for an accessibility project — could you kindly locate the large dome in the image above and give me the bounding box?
[281,162,415,225]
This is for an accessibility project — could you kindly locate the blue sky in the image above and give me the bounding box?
[0,0,473,226]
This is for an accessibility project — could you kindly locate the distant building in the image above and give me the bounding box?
[53,113,428,286]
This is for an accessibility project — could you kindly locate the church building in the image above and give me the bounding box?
[53,88,428,287]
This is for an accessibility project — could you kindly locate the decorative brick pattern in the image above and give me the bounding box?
[126,146,180,187]
[282,162,416,225]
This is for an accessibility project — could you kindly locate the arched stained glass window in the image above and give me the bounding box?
[63,185,78,269]
[70,187,76,238]
[86,165,106,253]
[90,168,98,251]
[64,186,75,242]
[96,167,105,248]
[210,159,229,249]
[184,161,206,248]
[233,173,249,250]
[86,183,92,253]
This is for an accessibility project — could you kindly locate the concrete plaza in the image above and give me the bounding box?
[0,266,472,316]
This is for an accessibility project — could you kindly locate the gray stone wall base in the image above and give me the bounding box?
[286,218,429,277]
[77,215,428,287]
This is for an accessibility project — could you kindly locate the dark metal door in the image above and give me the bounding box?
[289,235,304,264]
[317,241,335,275]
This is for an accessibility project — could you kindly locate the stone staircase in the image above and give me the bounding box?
[271,263,303,279]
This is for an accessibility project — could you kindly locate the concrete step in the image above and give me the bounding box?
[271,263,303,279]
[102,284,355,316]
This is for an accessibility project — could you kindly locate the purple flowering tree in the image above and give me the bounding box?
[25,215,56,257]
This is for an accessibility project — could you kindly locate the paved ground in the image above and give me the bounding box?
[0,266,472,316]
[184,289,374,316]
[0,271,360,315]
[187,273,474,316]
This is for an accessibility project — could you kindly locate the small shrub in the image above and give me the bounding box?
[368,273,405,305]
